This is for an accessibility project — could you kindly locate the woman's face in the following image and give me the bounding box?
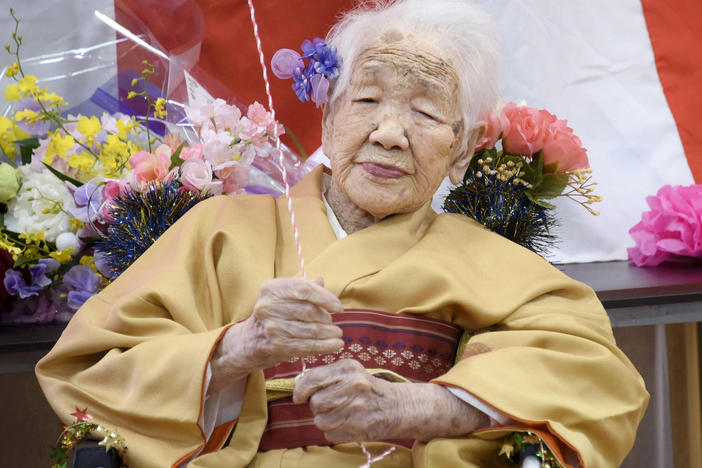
[323,36,470,220]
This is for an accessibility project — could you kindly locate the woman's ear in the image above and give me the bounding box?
[448,120,486,184]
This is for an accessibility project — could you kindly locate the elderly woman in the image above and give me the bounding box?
[37,0,648,467]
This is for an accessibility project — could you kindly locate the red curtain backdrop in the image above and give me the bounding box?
[115,0,356,156]
[642,0,702,183]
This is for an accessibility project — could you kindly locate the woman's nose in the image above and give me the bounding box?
[369,113,409,151]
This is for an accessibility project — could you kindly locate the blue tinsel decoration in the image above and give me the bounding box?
[95,179,211,278]
[443,162,557,256]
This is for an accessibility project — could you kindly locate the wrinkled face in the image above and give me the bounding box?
[323,36,468,219]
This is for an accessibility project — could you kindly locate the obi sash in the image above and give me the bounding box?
[259,309,463,451]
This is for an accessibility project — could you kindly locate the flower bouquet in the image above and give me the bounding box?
[0,10,307,323]
[443,101,601,256]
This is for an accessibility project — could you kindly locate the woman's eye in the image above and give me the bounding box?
[416,110,440,122]
[354,98,378,104]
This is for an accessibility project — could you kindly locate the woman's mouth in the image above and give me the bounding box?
[361,162,407,179]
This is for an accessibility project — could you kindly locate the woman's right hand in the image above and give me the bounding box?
[209,277,344,393]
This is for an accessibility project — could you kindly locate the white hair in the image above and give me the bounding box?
[326,0,499,132]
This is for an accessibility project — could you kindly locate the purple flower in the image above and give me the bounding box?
[69,182,104,223]
[310,74,330,107]
[271,48,304,79]
[62,264,101,310]
[312,45,340,79]
[300,37,327,58]
[4,258,60,299]
[292,63,315,103]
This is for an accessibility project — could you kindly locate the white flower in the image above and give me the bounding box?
[4,166,76,242]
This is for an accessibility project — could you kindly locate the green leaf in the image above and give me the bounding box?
[42,162,83,187]
[13,254,36,268]
[16,137,39,165]
[531,173,568,199]
[168,142,186,171]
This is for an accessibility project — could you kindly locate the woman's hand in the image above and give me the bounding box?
[293,359,489,443]
[209,278,344,393]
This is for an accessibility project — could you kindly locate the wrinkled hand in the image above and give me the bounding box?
[293,359,489,443]
[210,278,344,393]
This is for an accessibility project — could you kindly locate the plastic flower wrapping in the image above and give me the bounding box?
[627,184,702,267]
[443,100,601,257]
[0,10,310,323]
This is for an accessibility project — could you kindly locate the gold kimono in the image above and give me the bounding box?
[36,167,648,467]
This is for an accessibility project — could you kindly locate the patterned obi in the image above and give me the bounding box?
[259,309,463,451]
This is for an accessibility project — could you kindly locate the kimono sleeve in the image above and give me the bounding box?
[36,195,278,468]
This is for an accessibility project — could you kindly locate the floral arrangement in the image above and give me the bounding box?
[271,37,341,107]
[627,184,702,266]
[443,101,601,256]
[0,10,294,323]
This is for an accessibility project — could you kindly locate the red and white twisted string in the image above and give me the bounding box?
[247,0,306,280]
[245,1,394,465]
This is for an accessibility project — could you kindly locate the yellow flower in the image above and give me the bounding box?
[45,130,76,161]
[4,83,21,101]
[49,248,74,264]
[69,218,84,231]
[17,75,40,95]
[127,91,138,99]
[153,97,167,119]
[68,151,95,171]
[6,62,20,78]
[37,91,68,108]
[79,255,99,273]
[77,115,101,140]
[115,118,136,140]
[19,231,45,244]
[0,232,22,258]
[15,108,41,124]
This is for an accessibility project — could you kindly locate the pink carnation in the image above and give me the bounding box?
[542,119,589,171]
[500,102,552,157]
[628,184,702,266]
[215,163,250,195]
[128,145,171,184]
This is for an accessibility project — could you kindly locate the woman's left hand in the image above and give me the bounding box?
[292,359,489,443]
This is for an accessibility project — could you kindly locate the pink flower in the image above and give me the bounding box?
[542,119,589,171]
[128,145,171,184]
[163,133,183,152]
[246,102,284,138]
[215,162,250,195]
[475,109,502,151]
[628,184,702,266]
[271,49,304,79]
[101,180,126,220]
[180,143,205,161]
[180,158,221,194]
[500,102,552,157]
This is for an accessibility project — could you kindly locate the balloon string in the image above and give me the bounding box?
[246,2,393,465]
[246,0,306,280]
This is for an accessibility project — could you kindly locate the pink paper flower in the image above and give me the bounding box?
[128,145,171,184]
[542,119,589,171]
[215,162,250,195]
[500,102,552,157]
[180,143,205,161]
[628,184,702,266]
[180,158,221,194]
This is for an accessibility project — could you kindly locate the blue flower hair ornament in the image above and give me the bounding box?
[272,37,341,107]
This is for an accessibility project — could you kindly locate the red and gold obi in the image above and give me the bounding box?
[260,309,464,451]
